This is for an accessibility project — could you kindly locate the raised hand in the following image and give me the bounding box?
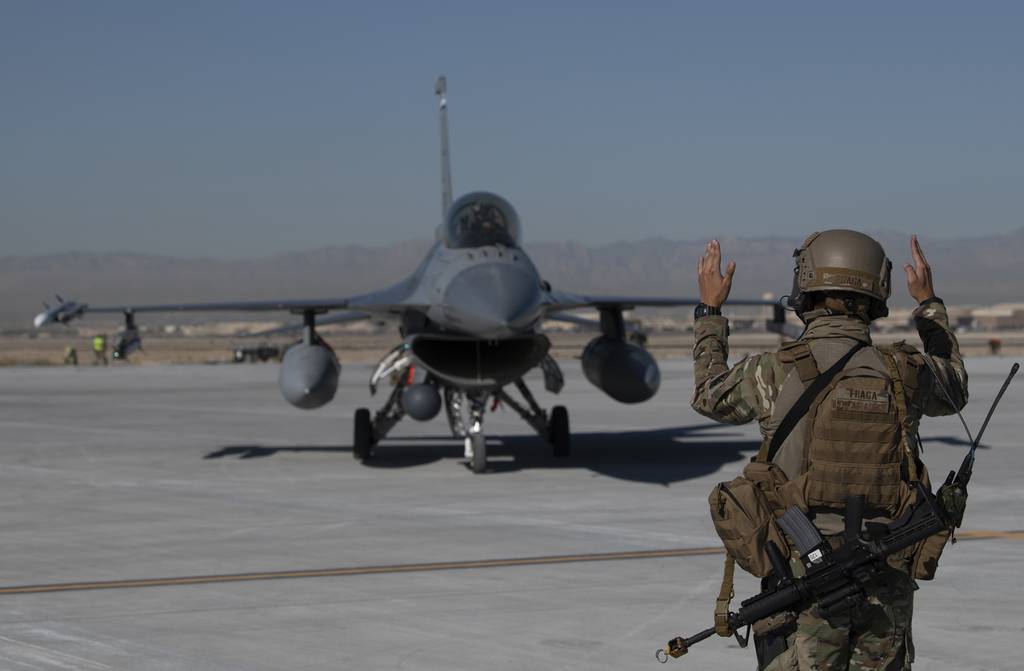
[904,235,936,304]
[697,239,736,308]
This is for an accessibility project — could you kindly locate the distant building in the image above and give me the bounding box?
[874,308,915,333]
[875,305,974,333]
[971,304,1024,331]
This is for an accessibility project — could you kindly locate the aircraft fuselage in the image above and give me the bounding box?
[412,241,545,341]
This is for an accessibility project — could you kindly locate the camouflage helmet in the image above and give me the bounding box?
[788,229,892,320]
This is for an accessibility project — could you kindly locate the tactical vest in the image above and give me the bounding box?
[707,337,928,579]
[764,339,925,528]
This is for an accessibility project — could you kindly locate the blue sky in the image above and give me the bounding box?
[3,2,1022,257]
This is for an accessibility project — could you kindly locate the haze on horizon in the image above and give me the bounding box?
[3,3,1023,259]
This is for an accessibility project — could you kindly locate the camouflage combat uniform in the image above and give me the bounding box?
[692,302,968,671]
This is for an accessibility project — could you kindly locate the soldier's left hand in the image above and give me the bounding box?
[697,239,735,308]
[938,480,968,528]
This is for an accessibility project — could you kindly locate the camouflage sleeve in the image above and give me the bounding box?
[691,316,780,424]
[913,300,969,416]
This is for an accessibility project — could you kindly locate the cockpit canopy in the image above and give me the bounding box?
[440,192,521,249]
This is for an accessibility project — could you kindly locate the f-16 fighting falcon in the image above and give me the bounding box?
[34,76,778,472]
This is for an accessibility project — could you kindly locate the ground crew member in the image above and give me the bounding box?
[691,232,968,670]
[63,346,78,366]
[92,334,108,366]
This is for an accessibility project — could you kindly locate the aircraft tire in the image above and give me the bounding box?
[353,408,374,461]
[470,433,486,474]
[549,405,570,458]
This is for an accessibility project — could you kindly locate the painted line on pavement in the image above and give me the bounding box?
[1,530,1019,595]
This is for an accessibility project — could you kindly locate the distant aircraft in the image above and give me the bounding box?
[35,76,781,472]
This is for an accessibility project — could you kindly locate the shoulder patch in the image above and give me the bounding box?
[777,341,810,363]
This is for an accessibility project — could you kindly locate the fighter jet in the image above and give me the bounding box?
[35,76,780,472]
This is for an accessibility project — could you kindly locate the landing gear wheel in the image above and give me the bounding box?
[353,408,375,461]
[549,405,570,458]
[470,433,487,474]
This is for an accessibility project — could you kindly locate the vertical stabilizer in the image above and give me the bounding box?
[435,75,453,215]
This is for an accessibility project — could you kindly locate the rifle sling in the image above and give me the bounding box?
[764,342,866,463]
[714,554,736,637]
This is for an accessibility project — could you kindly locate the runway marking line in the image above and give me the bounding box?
[0,547,723,595]
[1,530,1020,595]
[956,529,1024,541]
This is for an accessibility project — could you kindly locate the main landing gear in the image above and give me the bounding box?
[353,377,408,463]
[353,344,411,463]
[548,405,570,458]
[353,408,373,461]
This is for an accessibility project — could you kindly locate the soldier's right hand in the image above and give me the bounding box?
[904,235,936,304]
[697,239,735,308]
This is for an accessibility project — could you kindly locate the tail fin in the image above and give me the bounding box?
[435,75,453,216]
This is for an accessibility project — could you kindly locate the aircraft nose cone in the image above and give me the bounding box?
[444,263,542,335]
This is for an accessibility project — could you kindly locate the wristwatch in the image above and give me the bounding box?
[694,303,722,320]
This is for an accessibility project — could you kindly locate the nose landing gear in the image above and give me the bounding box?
[454,376,570,473]
[358,350,571,473]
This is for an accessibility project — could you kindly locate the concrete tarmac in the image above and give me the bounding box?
[0,359,1021,670]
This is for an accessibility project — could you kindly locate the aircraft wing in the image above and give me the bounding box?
[84,298,355,314]
[544,291,798,339]
[243,311,374,337]
[32,288,419,328]
[545,312,645,333]
[543,290,777,312]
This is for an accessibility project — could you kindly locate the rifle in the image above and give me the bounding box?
[657,361,1019,664]
[656,485,946,662]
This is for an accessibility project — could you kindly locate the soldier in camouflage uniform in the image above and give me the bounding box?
[691,232,968,671]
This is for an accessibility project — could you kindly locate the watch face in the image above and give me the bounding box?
[694,304,720,319]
